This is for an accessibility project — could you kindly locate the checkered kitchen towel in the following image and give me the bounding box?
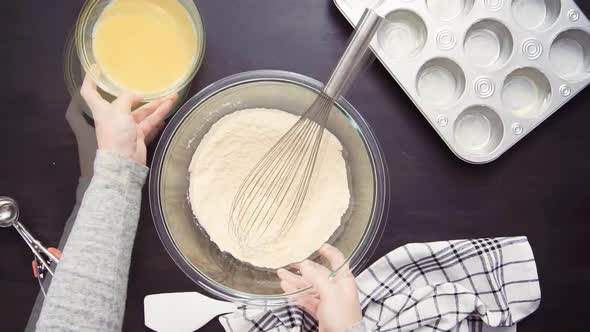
[220,237,540,332]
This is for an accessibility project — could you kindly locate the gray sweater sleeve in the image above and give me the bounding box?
[35,150,148,332]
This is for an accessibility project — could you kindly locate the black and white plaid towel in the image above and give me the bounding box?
[220,237,540,332]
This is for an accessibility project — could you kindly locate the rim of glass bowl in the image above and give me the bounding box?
[149,70,389,306]
[63,29,91,118]
[74,0,206,102]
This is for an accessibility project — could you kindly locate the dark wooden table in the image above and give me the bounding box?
[2,0,589,331]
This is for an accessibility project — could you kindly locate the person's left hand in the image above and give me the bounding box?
[80,71,177,165]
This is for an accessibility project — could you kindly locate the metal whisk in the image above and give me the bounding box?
[229,9,384,245]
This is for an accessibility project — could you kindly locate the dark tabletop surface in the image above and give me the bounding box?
[2,0,590,331]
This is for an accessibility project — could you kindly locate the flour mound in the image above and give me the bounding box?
[188,108,350,269]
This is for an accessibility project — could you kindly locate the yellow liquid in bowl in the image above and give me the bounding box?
[93,0,197,95]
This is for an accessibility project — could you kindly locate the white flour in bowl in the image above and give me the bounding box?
[188,108,350,268]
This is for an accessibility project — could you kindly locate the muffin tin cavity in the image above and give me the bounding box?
[427,0,474,21]
[464,20,513,69]
[378,10,427,60]
[511,0,561,30]
[550,29,590,80]
[417,58,465,106]
[502,68,552,118]
[454,106,504,155]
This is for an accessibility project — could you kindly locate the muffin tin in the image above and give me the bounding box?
[334,0,590,163]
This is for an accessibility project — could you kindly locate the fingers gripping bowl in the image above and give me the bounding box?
[149,70,387,305]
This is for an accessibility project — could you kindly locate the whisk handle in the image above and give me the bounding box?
[324,8,383,98]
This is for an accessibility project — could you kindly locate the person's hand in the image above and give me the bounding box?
[278,244,362,332]
[80,72,177,165]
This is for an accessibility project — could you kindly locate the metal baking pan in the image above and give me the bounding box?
[334,0,590,163]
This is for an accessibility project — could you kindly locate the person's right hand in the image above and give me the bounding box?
[80,71,177,165]
[277,244,363,332]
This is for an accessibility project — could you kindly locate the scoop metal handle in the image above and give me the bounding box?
[0,197,60,275]
[324,8,383,98]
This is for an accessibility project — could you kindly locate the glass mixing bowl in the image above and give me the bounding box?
[149,70,388,306]
[75,0,205,101]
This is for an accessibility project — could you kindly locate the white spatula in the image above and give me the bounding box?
[144,292,238,332]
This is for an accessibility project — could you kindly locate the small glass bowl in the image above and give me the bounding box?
[63,29,191,120]
[149,70,388,306]
[74,0,206,102]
